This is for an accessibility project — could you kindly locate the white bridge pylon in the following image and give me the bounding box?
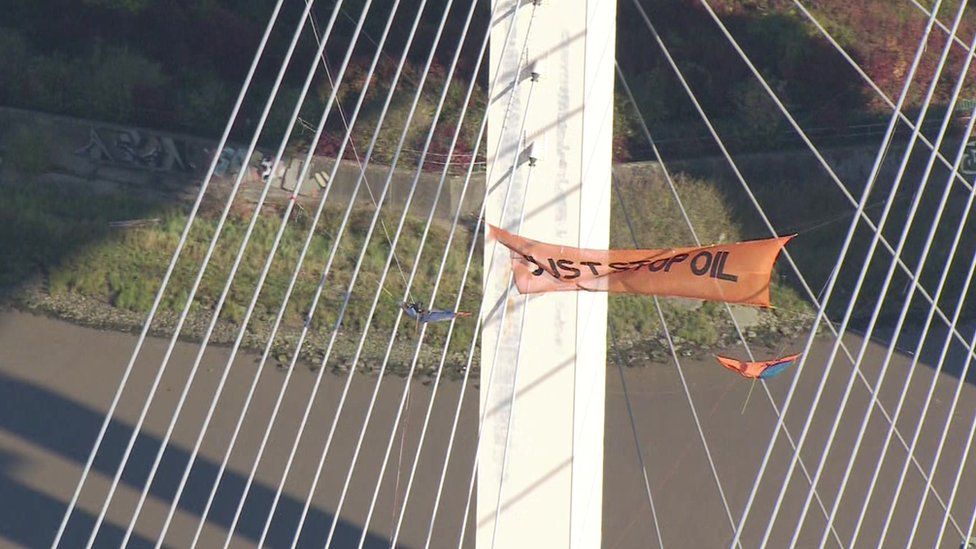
[479,0,615,545]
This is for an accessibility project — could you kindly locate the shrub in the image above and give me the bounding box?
[5,126,53,177]
[731,79,787,148]
[176,73,234,135]
[74,46,168,123]
[23,55,75,114]
[0,29,30,104]
[81,0,151,13]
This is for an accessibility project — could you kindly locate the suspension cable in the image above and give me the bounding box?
[186,0,437,541]
[297,0,522,544]
[384,7,539,540]
[326,30,538,549]
[460,127,536,549]
[615,65,846,547]
[690,0,976,364]
[898,120,976,549]
[934,333,976,545]
[285,0,494,545]
[629,0,928,543]
[82,0,336,544]
[117,0,379,542]
[150,0,412,544]
[846,54,976,549]
[608,321,666,548]
[791,0,976,198]
[756,4,975,546]
[625,2,965,539]
[48,3,288,546]
[242,0,478,544]
[674,0,952,543]
[797,22,976,549]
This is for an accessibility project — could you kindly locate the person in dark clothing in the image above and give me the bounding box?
[401,301,472,333]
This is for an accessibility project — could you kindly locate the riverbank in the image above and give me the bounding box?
[0,175,814,376]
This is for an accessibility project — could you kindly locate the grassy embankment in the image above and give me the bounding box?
[0,166,815,377]
[0,179,482,378]
[608,168,813,365]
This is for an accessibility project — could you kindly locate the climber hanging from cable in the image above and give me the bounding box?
[401,301,472,333]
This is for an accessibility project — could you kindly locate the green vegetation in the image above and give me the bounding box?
[0,0,486,170]
[609,170,812,361]
[615,0,976,159]
[5,0,976,164]
[4,126,54,178]
[1,172,813,374]
[11,0,974,371]
[1,180,480,377]
[11,151,971,373]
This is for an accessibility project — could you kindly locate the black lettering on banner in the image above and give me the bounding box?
[557,259,582,279]
[547,258,562,279]
[580,261,602,276]
[609,262,631,272]
[524,254,546,276]
[664,253,689,272]
[630,259,653,271]
[710,251,721,278]
[716,251,739,282]
[648,257,670,272]
[690,251,712,276]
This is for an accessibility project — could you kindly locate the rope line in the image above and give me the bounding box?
[284,0,497,544]
[185,0,440,540]
[416,108,538,544]
[608,321,665,549]
[374,79,534,549]
[150,0,411,543]
[235,0,483,544]
[615,65,846,548]
[48,3,288,545]
[344,0,531,543]
[462,132,536,549]
[246,0,460,543]
[308,9,414,298]
[330,35,539,549]
[117,0,374,542]
[797,17,976,549]
[621,11,959,531]
[82,0,337,544]
[706,0,941,544]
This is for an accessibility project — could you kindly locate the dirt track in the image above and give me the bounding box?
[1,310,975,547]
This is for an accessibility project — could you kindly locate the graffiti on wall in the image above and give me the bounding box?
[77,126,199,173]
[74,124,331,197]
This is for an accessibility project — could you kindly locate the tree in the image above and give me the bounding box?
[82,0,151,13]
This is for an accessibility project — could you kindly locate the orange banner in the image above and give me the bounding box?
[489,225,793,307]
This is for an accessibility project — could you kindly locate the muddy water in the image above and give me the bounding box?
[1,310,974,547]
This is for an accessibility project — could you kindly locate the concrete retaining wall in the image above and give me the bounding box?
[0,106,484,220]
